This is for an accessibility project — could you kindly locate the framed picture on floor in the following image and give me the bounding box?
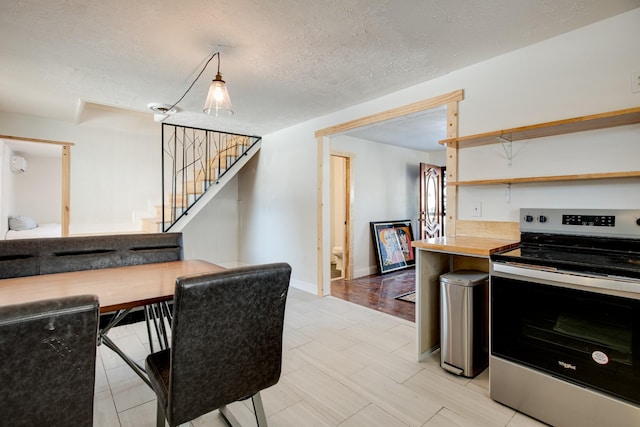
[370,220,415,274]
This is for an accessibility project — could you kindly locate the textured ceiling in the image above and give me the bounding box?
[1,1,638,152]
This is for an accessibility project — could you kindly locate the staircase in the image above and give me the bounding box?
[141,124,261,233]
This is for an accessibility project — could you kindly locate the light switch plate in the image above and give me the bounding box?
[472,201,482,217]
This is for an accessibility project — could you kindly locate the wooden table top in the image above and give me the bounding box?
[411,236,520,257]
[0,259,225,313]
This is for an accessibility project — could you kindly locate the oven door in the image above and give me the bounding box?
[491,263,640,405]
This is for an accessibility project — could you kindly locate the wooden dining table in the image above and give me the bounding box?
[0,259,225,386]
[0,259,224,311]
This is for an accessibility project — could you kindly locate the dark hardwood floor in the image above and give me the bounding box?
[330,268,415,322]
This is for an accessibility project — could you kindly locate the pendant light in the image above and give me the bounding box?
[149,51,233,120]
[203,67,233,116]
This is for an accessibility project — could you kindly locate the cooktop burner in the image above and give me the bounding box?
[491,209,640,280]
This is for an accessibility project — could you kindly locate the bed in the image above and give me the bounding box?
[5,215,62,240]
[5,223,62,240]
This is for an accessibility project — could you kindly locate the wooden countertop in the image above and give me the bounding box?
[411,236,520,257]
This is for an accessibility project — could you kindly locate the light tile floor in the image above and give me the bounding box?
[94,288,546,427]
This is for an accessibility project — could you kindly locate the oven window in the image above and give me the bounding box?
[521,293,632,366]
[551,312,631,363]
[491,275,640,405]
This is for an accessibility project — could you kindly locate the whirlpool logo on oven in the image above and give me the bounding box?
[558,351,609,371]
[558,361,577,370]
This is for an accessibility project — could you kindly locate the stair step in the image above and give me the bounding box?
[169,193,200,205]
[155,205,186,218]
[185,179,216,192]
[206,156,236,170]
[170,185,204,196]
[141,217,171,233]
[200,167,226,180]
[183,180,206,193]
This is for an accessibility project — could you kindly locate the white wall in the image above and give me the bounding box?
[448,8,640,221]
[238,8,640,293]
[237,130,321,292]
[11,154,61,223]
[181,176,240,267]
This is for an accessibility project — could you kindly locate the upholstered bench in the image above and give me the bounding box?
[0,233,183,279]
[0,232,183,326]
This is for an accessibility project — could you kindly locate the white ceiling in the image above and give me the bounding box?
[1,1,638,153]
[343,105,448,151]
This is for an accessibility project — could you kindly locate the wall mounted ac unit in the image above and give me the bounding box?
[10,156,27,174]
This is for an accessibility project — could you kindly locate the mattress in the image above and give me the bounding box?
[5,223,61,240]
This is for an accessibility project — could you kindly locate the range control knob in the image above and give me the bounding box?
[539,215,547,223]
[524,215,534,223]
[636,218,640,226]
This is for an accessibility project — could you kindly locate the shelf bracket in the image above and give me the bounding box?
[497,136,513,167]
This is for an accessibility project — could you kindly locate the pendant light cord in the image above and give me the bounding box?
[166,52,220,113]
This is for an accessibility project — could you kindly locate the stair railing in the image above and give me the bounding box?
[161,123,261,232]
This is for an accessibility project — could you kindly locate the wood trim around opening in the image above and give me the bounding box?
[1,135,73,237]
[315,90,464,296]
[315,89,464,138]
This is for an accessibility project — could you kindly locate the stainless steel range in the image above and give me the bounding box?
[489,208,640,427]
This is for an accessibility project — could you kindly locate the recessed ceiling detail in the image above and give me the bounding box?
[147,103,178,115]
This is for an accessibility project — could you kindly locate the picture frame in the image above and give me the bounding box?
[370,220,415,274]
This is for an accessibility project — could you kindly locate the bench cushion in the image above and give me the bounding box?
[0,239,40,278]
[0,233,183,278]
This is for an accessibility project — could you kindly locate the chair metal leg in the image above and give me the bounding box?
[157,302,171,348]
[156,401,165,427]
[252,392,268,427]
[218,392,268,427]
[145,305,156,354]
[146,303,172,353]
[219,404,241,427]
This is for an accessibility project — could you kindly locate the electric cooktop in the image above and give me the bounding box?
[491,209,640,280]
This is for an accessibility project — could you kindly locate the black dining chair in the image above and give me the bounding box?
[0,294,100,427]
[145,262,292,427]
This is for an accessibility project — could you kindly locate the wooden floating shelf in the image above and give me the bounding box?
[440,106,640,149]
[449,171,640,186]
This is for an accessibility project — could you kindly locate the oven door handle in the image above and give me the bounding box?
[492,262,640,299]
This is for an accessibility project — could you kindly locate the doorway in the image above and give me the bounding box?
[419,163,446,239]
[315,89,463,296]
[0,136,72,237]
[330,155,350,280]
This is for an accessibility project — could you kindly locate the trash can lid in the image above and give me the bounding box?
[440,270,489,286]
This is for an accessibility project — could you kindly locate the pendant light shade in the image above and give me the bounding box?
[203,72,233,116]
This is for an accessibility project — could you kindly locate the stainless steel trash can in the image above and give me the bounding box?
[440,270,489,378]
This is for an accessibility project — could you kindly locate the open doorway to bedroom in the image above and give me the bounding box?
[0,135,72,239]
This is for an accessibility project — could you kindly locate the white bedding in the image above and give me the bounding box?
[5,223,61,240]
